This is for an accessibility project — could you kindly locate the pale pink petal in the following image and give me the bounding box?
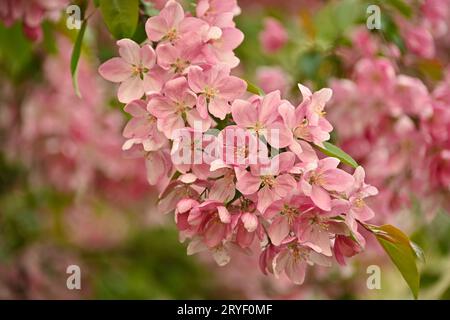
[278,102,297,129]
[257,185,279,213]
[156,43,177,70]
[235,171,261,195]
[265,121,293,148]
[140,44,156,68]
[258,90,281,124]
[204,221,226,248]
[322,169,355,192]
[148,96,175,118]
[117,39,141,65]
[268,216,290,246]
[186,109,212,132]
[98,58,131,82]
[310,185,331,211]
[117,76,144,103]
[145,15,169,41]
[161,0,185,29]
[231,99,258,127]
[187,66,207,92]
[208,98,230,120]
[241,212,258,232]
[285,257,307,285]
[217,76,247,100]
[217,206,231,223]
[274,174,297,198]
[124,99,147,117]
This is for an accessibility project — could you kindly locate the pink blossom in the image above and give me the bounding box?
[333,234,365,266]
[342,167,378,232]
[279,86,333,160]
[265,195,314,246]
[148,77,210,139]
[272,242,331,285]
[259,18,288,54]
[231,90,292,148]
[188,65,247,119]
[145,0,208,43]
[300,157,355,211]
[196,0,241,28]
[99,39,157,103]
[235,152,297,213]
[122,99,167,152]
[156,37,205,74]
[202,27,244,68]
[256,66,290,96]
[403,23,436,59]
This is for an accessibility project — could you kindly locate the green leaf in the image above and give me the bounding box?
[313,141,358,168]
[99,0,139,39]
[371,224,421,299]
[245,81,264,96]
[70,19,87,98]
[385,0,412,18]
[410,241,426,263]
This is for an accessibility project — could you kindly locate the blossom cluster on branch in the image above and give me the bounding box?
[99,0,378,284]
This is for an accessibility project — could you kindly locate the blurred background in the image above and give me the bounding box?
[0,0,449,299]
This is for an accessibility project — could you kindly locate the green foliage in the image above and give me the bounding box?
[70,19,87,97]
[246,81,264,95]
[99,0,139,39]
[0,23,33,80]
[369,224,422,299]
[313,141,359,168]
[89,228,225,299]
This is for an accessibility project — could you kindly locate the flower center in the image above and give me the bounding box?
[165,28,178,42]
[309,173,324,186]
[171,58,190,74]
[132,64,149,80]
[288,244,308,262]
[261,175,275,187]
[204,86,218,101]
[282,204,300,224]
[355,198,365,208]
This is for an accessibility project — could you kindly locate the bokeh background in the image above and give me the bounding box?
[0,0,449,299]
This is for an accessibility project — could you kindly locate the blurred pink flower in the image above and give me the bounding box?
[259,17,288,54]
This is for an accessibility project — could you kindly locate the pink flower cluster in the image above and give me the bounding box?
[330,29,450,218]
[0,0,68,41]
[99,0,378,285]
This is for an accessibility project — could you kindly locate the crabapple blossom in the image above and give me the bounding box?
[259,17,288,54]
[98,0,379,286]
[145,0,208,43]
[187,65,247,120]
[231,91,293,148]
[98,39,157,103]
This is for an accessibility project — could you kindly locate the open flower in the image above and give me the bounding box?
[156,37,205,74]
[148,77,211,139]
[231,90,292,148]
[188,65,246,119]
[235,152,297,213]
[300,157,355,211]
[145,0,208,43]
[273,241,331,285]
[98,39,157,103]
[122,99,167,152]
[344,166,378,232]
